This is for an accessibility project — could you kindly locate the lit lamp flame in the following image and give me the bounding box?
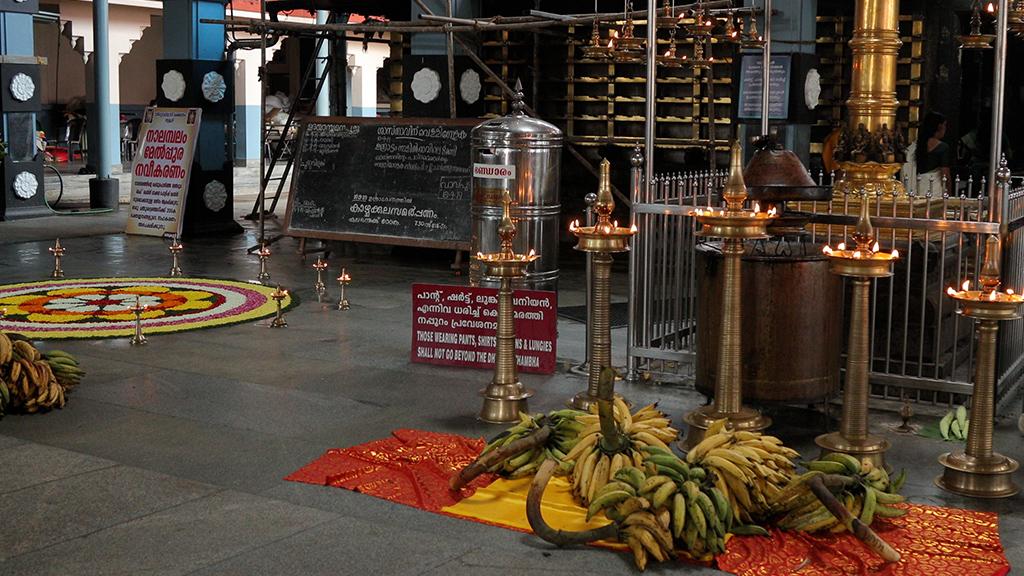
[753,202,760,213]
[528,249,536,258]
[853,251,863,259]
[989,290,998,301]
[986,2,996,13]
[569,219,579,232]
[822,245,834,255]
[1008,289,1015,295]
[477,251,484,259]
[630,223,638,233]
[872,241,880,253]
[963,280,971,292]
[891,249,900,259]
[838,242,847,251]
[947,286,958,296]
[768,207,777,217]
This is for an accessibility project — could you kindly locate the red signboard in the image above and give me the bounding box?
[411,283,557,374]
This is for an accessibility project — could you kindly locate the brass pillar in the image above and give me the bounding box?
[833,0,906,196]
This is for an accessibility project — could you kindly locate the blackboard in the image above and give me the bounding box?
[284,117,478,249]
[737,54,791,120]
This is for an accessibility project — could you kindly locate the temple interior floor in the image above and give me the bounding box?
[0,191,1021,575]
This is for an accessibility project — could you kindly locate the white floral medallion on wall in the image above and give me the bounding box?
[459,70,481,105]
[162,70,186,102]
[13,171,38,199]
[203,180,227,212]
[202,71,226,103]
[10,73,34,102]
[411,68,441,104]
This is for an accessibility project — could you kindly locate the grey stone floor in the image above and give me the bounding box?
[0,187,1021,574]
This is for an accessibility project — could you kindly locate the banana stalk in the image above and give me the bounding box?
[526,458,619,546]
[450,425,551,492]
[596,367,628,454]
[806,475,900,563]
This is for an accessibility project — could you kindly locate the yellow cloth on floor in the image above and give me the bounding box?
[442,475,628,550]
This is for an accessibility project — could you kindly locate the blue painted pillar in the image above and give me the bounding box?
[0,1,49,220]
[88,0,118,210]
[157,0,241,236]
[316,10,330,116]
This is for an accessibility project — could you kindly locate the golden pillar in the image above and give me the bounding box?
[832,0,906,196]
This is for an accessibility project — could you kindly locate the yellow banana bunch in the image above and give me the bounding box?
[568,400,679,506]
[0,334,82,415]
[686,420,799,524]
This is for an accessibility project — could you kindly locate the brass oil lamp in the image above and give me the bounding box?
[313,258,328,302]
[168,238,184,277]
[681,141,775,448]
[938,234,1023,498]
[958,0,996,49]
[473,192,539,423]
[581,0,614,60]
[568,159,637,411]
[49,238,65,279]
[815,195,899,470]
[613,1,645,63]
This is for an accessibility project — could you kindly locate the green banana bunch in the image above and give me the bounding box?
[939,406,969,441]
[776,454,909,533]
[477,410,589,478]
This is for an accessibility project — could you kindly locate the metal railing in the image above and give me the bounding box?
[627,155,1024,413]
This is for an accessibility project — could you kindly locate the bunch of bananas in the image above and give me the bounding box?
[771,453,907,533]
[586,445,774,571]
[450,409,589,491]
[485,410,588,478]
[566,398,679,506]
[939,406,969,441]
[686,421,800,525]
[0,333,84,416]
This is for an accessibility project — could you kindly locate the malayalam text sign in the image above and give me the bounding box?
[411,283,557,374]
[126,107,202,237]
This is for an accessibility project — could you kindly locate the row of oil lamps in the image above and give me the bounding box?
[41,237,354,342]
[580,0,766,69]
[478,139,1020,499]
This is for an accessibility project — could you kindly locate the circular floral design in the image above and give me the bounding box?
[411,67,441,104]
[459,69,481,105]
[161,70,186,102]
[10,72,34,102]
[0,278,295,339]
[203,180,227,212]
[13,171,38,199]
[201,71,226,103]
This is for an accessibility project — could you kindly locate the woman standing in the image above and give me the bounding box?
[914,112,952,195]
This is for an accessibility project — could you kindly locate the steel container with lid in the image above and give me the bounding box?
[470,83,563,291]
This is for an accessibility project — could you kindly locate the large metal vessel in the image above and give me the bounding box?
[696,242,843,403]
[470,83,562,291]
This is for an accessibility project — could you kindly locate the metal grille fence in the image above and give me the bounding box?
[627,157,1024,413]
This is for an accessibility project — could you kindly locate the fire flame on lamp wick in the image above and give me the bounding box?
[946,279,1018,301]
[821,242,900,260]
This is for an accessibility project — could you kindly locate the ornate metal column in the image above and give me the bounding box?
[832,0,906,196]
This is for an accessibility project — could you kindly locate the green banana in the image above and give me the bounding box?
[730,524,770,537]
[695,490,723,537]
[806,460,848,474]
[646,453,690,477]
[860,484,877,525]
[640,475,674,495]
[707,487,731,526]
[872,488,905,505]
[614,467,646,492]
[688,467,706,481]
[939,411,954,440]
[956,405,968,432]
[889,468,907,493]
[684,522,698,550]
[671,492,687,539]
[688,500,707,539]
[651,480,678,509]
[653,464,687,487]
[950,419,962,440]
[639,445,676,458]
[506,447,537,470]
[962,419,970,439]
[595,480,637,499]
[508,458,542,479]
[587,490,633,520]
[822,453,862,475]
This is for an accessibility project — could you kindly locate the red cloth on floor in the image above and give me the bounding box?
[287,429,1011,576]
[285,429,492,511]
